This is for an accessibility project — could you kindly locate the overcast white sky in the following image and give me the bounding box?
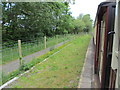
[69,0,105,21]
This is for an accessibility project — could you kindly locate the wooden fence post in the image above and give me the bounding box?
[44,36,46,49]
[18,40,23,66]
[56,35,58,44]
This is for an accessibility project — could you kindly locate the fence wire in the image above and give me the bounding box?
[2,34,75,65]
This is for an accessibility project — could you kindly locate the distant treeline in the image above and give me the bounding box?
[2,2,93,45]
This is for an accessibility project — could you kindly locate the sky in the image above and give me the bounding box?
[69,0,105,21]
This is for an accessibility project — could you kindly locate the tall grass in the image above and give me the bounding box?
[2,34,75,64]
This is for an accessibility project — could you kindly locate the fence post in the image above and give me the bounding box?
[56,35,58,44]
[18,40,23,66]
[44,36,46,49]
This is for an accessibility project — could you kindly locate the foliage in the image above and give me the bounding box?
[73,19,85,34]
[2,2,93,45]
[2,2,74,44]
[73,14,93,34]
[82,14,93,32]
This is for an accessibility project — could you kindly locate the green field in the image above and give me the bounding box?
[10,34,91,88]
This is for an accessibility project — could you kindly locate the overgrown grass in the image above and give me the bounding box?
[2,34,75,64]
[8,34,91,88]
[1,41,71,86]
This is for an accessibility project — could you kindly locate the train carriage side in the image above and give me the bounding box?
[94,1,116,88]
[110,0,120,88]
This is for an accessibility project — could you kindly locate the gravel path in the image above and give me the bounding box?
[1,41,68,75]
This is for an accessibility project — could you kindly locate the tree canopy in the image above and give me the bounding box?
[72,14,93,34]
[2,2,93,45]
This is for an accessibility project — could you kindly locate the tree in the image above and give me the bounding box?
[71,14,93,34]
[73,19,85,34]
[82,14,93,32]
[2,2,93,46]
[2,2,74,45]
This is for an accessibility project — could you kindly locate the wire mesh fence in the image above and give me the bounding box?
[2,34,75,65]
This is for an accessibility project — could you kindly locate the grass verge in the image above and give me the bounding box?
[1,41,71,86]
[6,34,91,88]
